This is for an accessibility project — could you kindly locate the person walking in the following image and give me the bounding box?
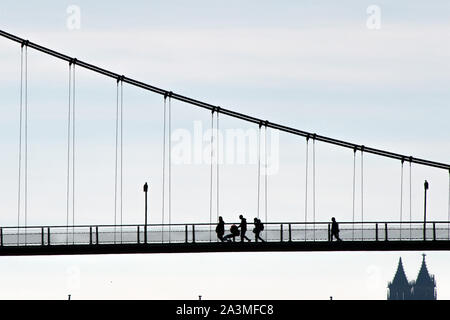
[331,217,342,241]
[253,218,265,242]
[238,214,251,242]
[216,216,225,242]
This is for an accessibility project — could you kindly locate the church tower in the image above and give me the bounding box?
[411,254,437,300]
[387,257,412,300]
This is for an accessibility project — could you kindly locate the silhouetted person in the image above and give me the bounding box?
[331,217,342,241]
[216,216,225,242]
[238,214,251,242]
[215,216,225,242]
[253,218,265,242]
[223,224,240,242]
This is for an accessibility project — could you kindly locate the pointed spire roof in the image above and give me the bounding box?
[415,254,434,286]
[390,257,410,287]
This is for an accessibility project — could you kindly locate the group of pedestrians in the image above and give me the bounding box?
[215,215,343,243]
[216,215,265,243]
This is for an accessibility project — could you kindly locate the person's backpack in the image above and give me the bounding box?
[259,220,264,231]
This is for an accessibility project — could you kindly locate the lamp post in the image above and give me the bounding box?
[144,182,148,244]
[423,180,429,240]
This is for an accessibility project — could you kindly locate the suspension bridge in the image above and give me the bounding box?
[1,29,450,256]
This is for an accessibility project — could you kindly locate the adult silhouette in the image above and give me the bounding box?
[215,216,225,242]
[238,214,251,242]
[253,218,265,242]
[331,217,342,241]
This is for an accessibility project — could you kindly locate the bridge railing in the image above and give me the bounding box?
[0,221,449,247]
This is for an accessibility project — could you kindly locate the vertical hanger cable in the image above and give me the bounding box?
[216,111,220,223]
[17,45,24,244]
[312,138,316,241]
[120,80,123,242]
[66,62,72,244]
[409,161,412,239]
[209,110,214,241]
[161,96,167,242]
[24,45,28,243]
[400,160,404,240]
[304,137,309,241]
[361,148,364,240]
[168,96,172,242]
[257,125,261,219]
[264,125,268,238]
[448,170,450,239]
[71,63,76,244]
[114,80,119,242]
[352,149,356,240]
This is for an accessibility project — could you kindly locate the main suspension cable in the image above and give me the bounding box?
[1,30,448,171]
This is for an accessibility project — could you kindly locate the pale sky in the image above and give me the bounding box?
[0,1,449,299]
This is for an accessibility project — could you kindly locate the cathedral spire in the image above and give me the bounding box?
[412,253,436,300]
[391,257,409,286]
[415,254,433,286]
[387,257,412,300]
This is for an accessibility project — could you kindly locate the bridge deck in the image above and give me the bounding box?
[0,221,449,255]
[1,240,450,256]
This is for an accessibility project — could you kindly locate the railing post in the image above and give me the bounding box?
[385,223,388,241]
[0,227,2,246]
[423,222,426,241]
[95,226,99,245]
[288,224,292,242]
[137,226,140,244]
[375,223,378,241]
[41,227,44,246]
[433,223,436,241]
[144,225,148,245]
[192,225,196,243]
[185,225,188,243]
[89,227,93,245]
[47,227,50,245]
[280,224,283,242]
[328,224,331,242]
